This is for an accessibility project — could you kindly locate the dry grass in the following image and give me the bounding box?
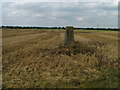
[2,29,119,88]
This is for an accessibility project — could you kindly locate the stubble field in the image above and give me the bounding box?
[2,29,119,88]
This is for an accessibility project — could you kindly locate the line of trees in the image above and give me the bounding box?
[1,26,65,29]
[1,26,119,31]
[74,27,119,31]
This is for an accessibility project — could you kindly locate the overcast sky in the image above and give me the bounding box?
[1,0,119,28]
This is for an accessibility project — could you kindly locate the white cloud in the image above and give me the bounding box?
[9,11,24,16]
[34,13,44,17]
[85,2,96,8]
[112,1,118,6]
[112,11,118,15]
[11,2,27,7]
[11,11,19,15]
[52,17,56,20]
[77,17,84,21]
[98,11,107,16]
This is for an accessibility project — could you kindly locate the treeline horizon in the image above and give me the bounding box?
[1,26,119,31]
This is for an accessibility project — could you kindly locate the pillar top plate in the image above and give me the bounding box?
[66,26,73,28]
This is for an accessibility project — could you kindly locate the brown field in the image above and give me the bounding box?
[2,29,119,88]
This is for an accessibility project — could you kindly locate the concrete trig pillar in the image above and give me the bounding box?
[64,26,75,45]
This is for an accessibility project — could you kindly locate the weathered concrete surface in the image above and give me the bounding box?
[64,26,75,45]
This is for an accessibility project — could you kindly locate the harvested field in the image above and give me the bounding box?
[2,29,119,88]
